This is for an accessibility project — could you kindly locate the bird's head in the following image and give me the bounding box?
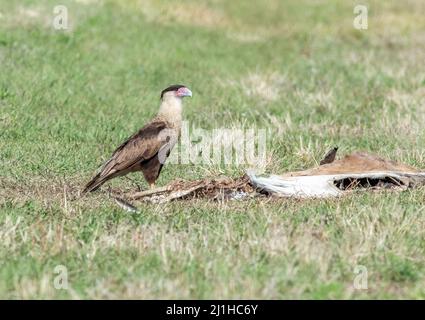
[158,85,192,121]
[160,84,192,100]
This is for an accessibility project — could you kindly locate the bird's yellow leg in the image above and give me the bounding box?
[149,183,156,190]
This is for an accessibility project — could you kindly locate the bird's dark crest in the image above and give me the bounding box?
[160,84,186,99]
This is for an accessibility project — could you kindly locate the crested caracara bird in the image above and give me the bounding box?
[82,84,192,194]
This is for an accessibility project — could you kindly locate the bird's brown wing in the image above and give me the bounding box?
[83,120,172,193]
[101,120,171,176]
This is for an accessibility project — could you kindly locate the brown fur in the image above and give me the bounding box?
[284,152,419,177]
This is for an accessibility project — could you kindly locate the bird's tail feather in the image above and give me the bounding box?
[82,173,108,195]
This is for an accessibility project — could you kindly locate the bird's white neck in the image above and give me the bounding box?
[157,95,183,127]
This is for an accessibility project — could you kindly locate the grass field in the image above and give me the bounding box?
[1,0,425,299]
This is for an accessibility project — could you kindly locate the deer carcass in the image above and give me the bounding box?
[248,152,425,198]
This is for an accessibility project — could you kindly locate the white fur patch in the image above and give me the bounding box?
[248,171,425,198]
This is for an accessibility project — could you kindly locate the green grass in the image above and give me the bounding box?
[1,0,425,299]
